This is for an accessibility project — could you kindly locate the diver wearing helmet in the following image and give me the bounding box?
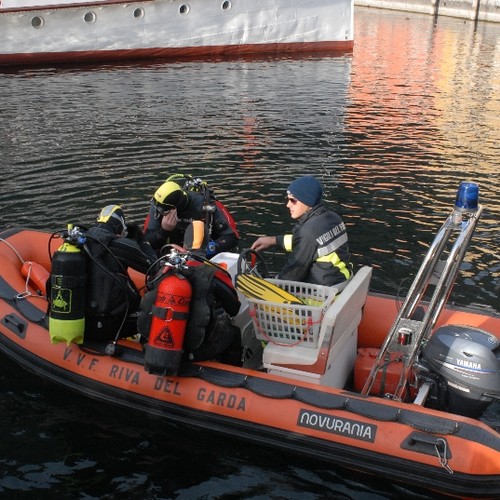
[143,180,239,256]
[84,205,157,341]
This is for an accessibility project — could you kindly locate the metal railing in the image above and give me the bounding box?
[361,202,483,400]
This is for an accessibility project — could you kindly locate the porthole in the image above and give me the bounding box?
[222,1,231,10]
[31,16,44,29]
[179,4,189,15]
[84,11,96,24]
[133,8,145,19]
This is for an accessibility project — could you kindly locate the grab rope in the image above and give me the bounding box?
[0,237,46,301]
[17,261,34,300]
[0,237,25,264]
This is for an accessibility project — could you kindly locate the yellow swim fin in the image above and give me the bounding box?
[235,274,304,304]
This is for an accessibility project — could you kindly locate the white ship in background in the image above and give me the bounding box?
[0,0,354,67]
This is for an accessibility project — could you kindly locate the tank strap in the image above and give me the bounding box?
[151,304,189,321]
[50,274,86,287]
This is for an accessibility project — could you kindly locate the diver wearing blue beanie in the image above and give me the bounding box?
[252,176,352,287]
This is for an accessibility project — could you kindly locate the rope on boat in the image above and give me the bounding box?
[17,261,34,300]
[0,237,25,264]
[0,238,47,302]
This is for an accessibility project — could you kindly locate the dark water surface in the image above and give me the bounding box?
[1,7,499,499]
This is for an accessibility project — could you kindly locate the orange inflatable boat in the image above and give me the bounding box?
[0,187,499,499]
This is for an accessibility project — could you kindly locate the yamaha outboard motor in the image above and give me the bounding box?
[420,325,500,418]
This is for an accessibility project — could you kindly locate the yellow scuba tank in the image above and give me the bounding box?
[48,225,87,345]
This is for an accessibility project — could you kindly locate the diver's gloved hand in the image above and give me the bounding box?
[126,222,144,243]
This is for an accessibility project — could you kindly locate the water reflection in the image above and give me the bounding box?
[0,11,498,307]
[341,10,500,304]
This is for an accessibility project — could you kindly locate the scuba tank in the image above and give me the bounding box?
[143,267,192,376]
[48,225,87,345]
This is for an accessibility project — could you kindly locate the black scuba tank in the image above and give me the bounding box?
[48,226,87,345]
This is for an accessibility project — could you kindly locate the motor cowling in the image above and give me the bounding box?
[48,240,87,345]
[143,269,192,376]
[421,324,500,418]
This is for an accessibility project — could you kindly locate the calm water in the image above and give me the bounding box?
[1,7,499,499]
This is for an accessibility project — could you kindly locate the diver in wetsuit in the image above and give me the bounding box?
[84,204,157,341]
[143,180,239,256]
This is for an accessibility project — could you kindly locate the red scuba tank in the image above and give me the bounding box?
[144,270,192,376]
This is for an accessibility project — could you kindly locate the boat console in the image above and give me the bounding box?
[211,252,372,388]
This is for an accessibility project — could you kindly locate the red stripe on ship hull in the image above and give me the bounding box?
[0,41,354,67]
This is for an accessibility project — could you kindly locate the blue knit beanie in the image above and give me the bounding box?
[287,176,323,207]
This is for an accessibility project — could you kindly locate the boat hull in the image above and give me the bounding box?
[0,228,499,498]
[0,0,354,67]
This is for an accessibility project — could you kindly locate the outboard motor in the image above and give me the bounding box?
[420,325,500,418]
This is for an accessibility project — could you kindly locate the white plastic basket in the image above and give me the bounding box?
[246,279,337,348]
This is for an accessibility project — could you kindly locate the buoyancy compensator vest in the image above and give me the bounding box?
[138,249,242,371]
[141,267,192,376]
[83,226,142,341]
[48,226,87,345]
[182,260,241,362]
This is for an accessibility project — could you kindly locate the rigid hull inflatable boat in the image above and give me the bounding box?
[0,183,499,498]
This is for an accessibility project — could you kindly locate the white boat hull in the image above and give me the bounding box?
[0,0,354,66]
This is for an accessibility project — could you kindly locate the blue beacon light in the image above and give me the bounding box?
[454,182,479,211]
[452,182,479,226]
